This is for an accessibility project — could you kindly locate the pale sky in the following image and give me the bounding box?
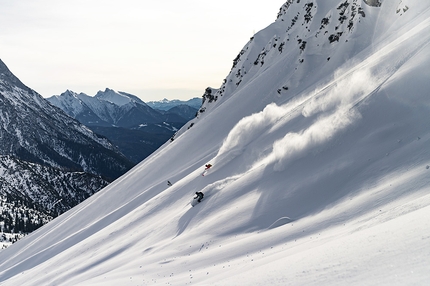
[0,0,285,101]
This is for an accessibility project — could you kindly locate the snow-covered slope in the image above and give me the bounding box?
[1,1,430,285]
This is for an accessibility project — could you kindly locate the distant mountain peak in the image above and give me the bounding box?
[61,89,78,97]
[95,88,135,106]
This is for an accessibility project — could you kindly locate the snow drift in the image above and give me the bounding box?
[1,0,430,285]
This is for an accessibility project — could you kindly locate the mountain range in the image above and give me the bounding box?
[47,90,200,163]
[1,0,430,285]
[47,89,195,129]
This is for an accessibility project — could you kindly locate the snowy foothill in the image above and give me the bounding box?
[1,0,430,285]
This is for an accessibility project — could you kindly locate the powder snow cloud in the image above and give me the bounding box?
[216,65,385,173]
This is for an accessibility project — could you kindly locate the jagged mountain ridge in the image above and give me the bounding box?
[191,0,371,116]
[0,59,134,179]
[1,0,430,285]
[180,0,417,135]
[47,89,189,129]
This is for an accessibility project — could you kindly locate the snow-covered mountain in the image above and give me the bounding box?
[48,89,191,163]
[0,59,133,242]
[0,60,133,179]
[1,1,430,285]
[47,89,188,128]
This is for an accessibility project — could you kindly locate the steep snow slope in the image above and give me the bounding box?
[1,1,430,285]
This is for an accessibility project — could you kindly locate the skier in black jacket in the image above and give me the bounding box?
[195,192,204,202]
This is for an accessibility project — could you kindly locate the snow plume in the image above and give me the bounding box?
[302,68,376,118]
[270,67,377,171]
[198,175,241,196]
[217,103,291,157]
[271,108,360,171]
[218,66,376,172]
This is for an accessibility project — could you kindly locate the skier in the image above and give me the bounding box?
[167,181,172,186]
[202,163,213,176]
[194,191,204,202]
